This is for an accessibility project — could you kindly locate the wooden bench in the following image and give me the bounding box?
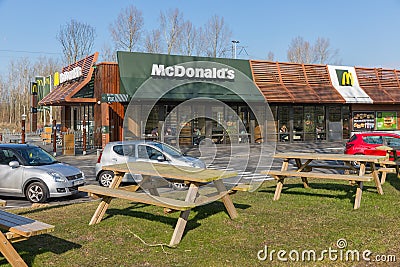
[79,185,196,211]
[267,170,373,209]
[307,163,355,171]
[230,183,253,193]
[378,160,400,184]
[0,210,55,267]
[268,170,372,182]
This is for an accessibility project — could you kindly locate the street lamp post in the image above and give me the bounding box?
[21,114,27,144]
[232,40,240,59]
[83,115,87,155]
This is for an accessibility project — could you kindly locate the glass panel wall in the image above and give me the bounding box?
[139,102,261,146]
[293,106,304,141]
[278,106,290,142]
[275,105,331,142]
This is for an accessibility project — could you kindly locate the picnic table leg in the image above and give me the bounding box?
[354,181,363,210]
[89,172,124,225]
[273,177,285,200]
[0,232,28,267]
[301,178,310,189]
[214,180,238,219]
[281,159,289,171]
[295,159,310,188]
[369,164,383,195]
[380,164,388,185]
[169,183,199,247]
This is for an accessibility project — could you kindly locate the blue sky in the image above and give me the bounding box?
[1,0,400,75]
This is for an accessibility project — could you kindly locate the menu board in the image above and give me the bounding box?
[353,112,375,131]
[376,111,397,130]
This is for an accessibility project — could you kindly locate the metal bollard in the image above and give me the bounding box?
[97,149,102,159]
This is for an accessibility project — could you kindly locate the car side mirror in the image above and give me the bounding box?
[9,161,20,168]
[156,155,165,162]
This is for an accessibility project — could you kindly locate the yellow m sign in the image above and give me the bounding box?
[336,69,354,86]
[341,72,353,86]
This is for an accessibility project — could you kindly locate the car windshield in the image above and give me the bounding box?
[17,147,58,166]
[151,142,183,158]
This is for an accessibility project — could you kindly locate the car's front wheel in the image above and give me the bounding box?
[98,171,114,187]
[25,182,49,203]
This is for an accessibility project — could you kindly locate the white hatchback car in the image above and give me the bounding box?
[95,140,205,188]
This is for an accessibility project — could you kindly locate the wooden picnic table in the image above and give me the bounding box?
[0,210,54,267]
[263,152,388,209]
[79,162,238,247]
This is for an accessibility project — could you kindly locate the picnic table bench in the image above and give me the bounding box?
[375,145,400,183]
[79,162,239,247]
[264,152,387,209]
[0,210,55,267]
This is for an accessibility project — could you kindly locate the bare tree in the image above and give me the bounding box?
[287,36,312,64]
[144,29,163,53]
[4,58,33,127]
[109,5,144,52]
[194,26,208,56]
[179,20,197,56]
[100,43,117,62]
[56,19,96,65]
[287,36,341,64]
[159,8,184,54]
[204,15,232,58]
[313,37,340,64]
[267,51,275,61]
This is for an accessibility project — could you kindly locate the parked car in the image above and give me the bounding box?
[95,140,206,188]
[0,144,85,203]
[344,132,400,156]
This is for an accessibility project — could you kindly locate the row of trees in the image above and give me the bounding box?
[0,57,61,131]
[58,7,235,64]
[0,5,340,132]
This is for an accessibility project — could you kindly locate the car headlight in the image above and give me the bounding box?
[47,171,67,182]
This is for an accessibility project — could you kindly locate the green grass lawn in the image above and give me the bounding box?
[3,175,400,267]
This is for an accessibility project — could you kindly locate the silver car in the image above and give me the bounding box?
[95,140,205,187]
[0,144,85,203]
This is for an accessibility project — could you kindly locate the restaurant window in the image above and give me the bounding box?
[145,105,159,139]
[328,106,342,141]
[304,106,315,141]
[164,105,178,145]
[316,106,325,141]
[278,106,290,142]
[178,105,192,145]
[293,106,304,141]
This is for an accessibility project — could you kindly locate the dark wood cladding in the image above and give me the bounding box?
[355,67,400,104]
[94,62,120,96]
[250,60,345,103]
[94,63,124,141]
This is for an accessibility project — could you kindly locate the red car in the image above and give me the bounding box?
[345,132,400,156]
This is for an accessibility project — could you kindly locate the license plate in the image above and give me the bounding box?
[73,180,84,186]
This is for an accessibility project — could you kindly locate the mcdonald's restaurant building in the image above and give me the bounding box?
[39,51,400,148]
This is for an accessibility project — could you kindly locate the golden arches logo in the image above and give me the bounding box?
[335,69,354,86]
[341,72,353,86]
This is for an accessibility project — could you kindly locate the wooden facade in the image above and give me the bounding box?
[93,63,123,147]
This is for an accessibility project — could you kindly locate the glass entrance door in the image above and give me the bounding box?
[327,106,342,141]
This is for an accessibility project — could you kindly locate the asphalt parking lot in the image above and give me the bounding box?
[1,140,346,210]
